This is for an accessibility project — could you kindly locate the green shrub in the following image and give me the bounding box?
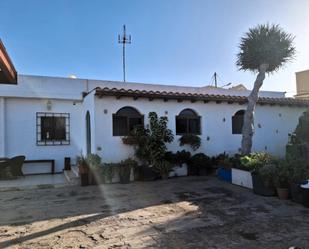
[176,150,191,166]
[131,112,174,165]
[188,153,212,175]
[273,160,291,188]
[240,152,277,172]
[152,160,173,179]
[86,154,102,170]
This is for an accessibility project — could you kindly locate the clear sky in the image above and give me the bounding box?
[0,0,308,95]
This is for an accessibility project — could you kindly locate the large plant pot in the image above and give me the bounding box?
[140,165,158,181]
[80,173,89,186]
[217,167,231,182]
[277,188,289,200]
[252,174,276,196]
[232,168,253,189]
[290,182,304,203]
[198,167,209,176]
[301,181,309,208]
[188,165,199,176]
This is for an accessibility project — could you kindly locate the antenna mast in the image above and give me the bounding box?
[213,72,218,87]
[118,25,132,82]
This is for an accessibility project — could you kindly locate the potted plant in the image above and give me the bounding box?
[188,153,212,176]
[76,154,89,186]
[273,161,291,200]
[119,158,138,184]
[86,154,102,185]
[101,163,117,184]
[130,112,174,181]
[167,150,191,177]
[288,159,309,203]
[122,136,138,145]
[246,153,277,196]
[254,163,277,196]
[153,160,173,180]
[231,154,255,189]
[179,134,201,151]
[301,181,309,208]
[216,153,232,182]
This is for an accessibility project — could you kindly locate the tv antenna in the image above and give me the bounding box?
[212,72,218,87]
[118,25,132,82]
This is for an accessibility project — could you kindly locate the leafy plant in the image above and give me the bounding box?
[122,136,138,145]
[179,134,201,151]
[101,163,118,183]
[188,153,211,175]
[258,163,277,187]
[131,112,174,165]
[285,158,309,183]
[214,153,233,169]
[76,154,88,166]
[286,109,309,161]
[240,152,277,172]
[86,154,102,170]
[175,150,191,166]
[153,160,173,179]
[273,160,291,188]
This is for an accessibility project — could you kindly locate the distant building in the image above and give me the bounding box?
[295,70,309,99]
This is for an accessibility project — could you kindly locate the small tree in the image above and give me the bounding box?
[132,112,174,165]
[237,24,295,154]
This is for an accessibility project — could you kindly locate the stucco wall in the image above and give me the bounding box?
[296,70,309,99]
[0,98,5,157]
[93,96,306,162]
[82,92,96,155]
[4,98,83,172]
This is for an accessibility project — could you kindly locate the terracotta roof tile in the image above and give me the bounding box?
[94,87,309,107]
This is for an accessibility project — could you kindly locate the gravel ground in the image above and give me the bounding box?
[0,176,309,249]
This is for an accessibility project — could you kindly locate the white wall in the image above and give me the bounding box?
[94,96,306,162]
[0,98,5,157]
[82,92,96,155]
[4,98,83,172]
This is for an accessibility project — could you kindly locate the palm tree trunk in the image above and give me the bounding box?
[241,64,269,155]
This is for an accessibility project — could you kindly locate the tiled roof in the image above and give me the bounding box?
[94,87,309,107]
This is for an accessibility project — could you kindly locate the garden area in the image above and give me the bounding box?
[77,110,309,209]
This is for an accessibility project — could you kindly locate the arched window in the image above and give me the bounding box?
[232,110,245,134]
[113,107,143,136]
[176,109,201,135]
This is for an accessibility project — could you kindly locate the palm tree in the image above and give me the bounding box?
[237,24,295,155]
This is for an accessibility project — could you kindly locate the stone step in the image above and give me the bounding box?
[64,169,79,185]
[71,166,79,177]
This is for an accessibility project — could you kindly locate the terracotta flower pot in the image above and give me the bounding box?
[277,187,289,200]
[78,164,89,174]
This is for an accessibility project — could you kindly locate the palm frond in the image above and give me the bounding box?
[236,24,296,73]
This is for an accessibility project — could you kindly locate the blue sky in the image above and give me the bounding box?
[0,0,308,95]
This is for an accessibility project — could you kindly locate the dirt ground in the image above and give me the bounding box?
[0,176,309,249]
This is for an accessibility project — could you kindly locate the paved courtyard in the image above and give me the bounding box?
[0,176,309,249]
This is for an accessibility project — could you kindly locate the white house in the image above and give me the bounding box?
[1,41,309,174]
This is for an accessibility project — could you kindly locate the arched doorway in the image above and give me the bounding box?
[86,111,91,155]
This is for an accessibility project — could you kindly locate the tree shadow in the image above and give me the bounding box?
[0,213,107,248]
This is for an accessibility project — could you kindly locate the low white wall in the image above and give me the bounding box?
[94,96,306,162]
[4,98,83,172]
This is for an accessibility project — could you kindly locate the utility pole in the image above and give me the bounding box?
[213,72,218,87]
[118,25,131,82]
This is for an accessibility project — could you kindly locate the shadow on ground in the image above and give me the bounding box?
[0,176,309,248]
